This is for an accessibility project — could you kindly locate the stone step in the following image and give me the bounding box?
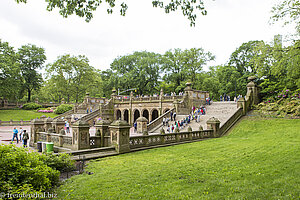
[71,150,118,161]
[70,146,116,156]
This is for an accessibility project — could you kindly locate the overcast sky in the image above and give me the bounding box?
[0,0,293,71]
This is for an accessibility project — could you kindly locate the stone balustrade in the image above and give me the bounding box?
[129,130,214,149]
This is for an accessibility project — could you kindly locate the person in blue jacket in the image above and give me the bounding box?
[12,127,19,144]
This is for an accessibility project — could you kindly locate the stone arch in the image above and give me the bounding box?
[116,109,121,120]
[133,109,140,123]
[164,108,170,113]
[151,109,159,121]
[142,109,149,121]
[124,109,129,123]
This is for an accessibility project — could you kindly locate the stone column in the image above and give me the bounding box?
[72,120,90,150]
[159,88,164,116]
[184,82,193,110]
[109,120,131,153]
[136,117,148,134]
[247,76,259,105]
[51,118,65,134]
[206,117,221,138]
[30,119,45,147]
[44,118,53,132]
[95,120,111,147]
[237,97,247,115]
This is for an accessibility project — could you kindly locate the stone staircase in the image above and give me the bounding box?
[150,101,239,134]
[70,146,118,161]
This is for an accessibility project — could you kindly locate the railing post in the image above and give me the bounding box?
[206,117,221,138]
[51,118,65,134]
[95,119,111,147]
[137,117,148,134]
[30,119,44,147]
[72,120,90,150]
[109,120,131,153]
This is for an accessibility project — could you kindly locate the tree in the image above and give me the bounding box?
[46,54,97,103]
[110,51,161,95]
[161,49,187,93]
[14,0,208,26]
[182,48,215,83]
[271,0,300,34]
[18,44,46,102]
[0,40,22,101]
[229,40,263,75]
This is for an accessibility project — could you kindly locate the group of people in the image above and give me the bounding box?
[162,106,206,133]
[11,127,29,147]
[220,94,231,101]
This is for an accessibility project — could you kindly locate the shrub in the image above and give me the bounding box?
[22,102,42,110]
[41,152,75,173]
[54,104,73,114]
[0,144,60,196]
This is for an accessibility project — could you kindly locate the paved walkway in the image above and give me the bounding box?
[150,101,239,134]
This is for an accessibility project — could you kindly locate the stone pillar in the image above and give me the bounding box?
[95,120,111,147]
[72,120,90,150]
[51,118,65,134]
[237,97,247,115]
[109,120,131,153]
[44,118,53,132]
[206,117,221,138]
[247,76,259,105]
[136,117,148,134]
[159,88,164,115]
[184,82,193,110]
[30,119,45,146]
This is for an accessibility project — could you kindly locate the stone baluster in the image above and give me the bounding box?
[109,120,131,153]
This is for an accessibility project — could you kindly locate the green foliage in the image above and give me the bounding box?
[0,144,60,195]
[56,118,300,199]
[0,40,22,101]
[15,0,208,26]
[110,51,161,95]
[54,104,73,114]
[41,153,75,173]
[22,102,42,110]
[18,44,46,102]
[45,55,98,103]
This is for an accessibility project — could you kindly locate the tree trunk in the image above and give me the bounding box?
[27,88,31,102]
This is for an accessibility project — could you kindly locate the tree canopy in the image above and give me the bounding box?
[14,0,209,26]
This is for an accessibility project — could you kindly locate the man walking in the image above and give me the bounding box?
[12,127,19,144]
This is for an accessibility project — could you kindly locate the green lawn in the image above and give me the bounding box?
[0,110,58,121]
[56,117,300,200]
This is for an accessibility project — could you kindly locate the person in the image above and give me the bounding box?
[163,117,166,126]
[134,121,137,131]
[170,111,173,121]
[12,127,18,144]
[65,121,70,133]
[22,130,29,148]
[167,125,170,133]
[171,124,174,133]
[220,95,223,101]
[19,127,24,141]
[173,112,177,121]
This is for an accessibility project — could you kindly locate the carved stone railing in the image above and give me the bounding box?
[219,108,243,136]
[0,120,31,126]
[36,131,73,149]
[147,108,176,132]
[129,130,213,149]
[89,136,101,148]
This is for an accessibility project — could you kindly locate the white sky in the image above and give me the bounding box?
[0,0,293,71]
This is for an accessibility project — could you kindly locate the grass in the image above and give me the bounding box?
[0,109,58,121]
[56,117,300,200]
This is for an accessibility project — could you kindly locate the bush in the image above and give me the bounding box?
[54,104,73,114]
[22,102,42,110]
[41,152,75,173]
[0,144,60,196]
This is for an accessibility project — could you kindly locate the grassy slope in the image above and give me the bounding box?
[0,110,58,121]
[57,117,300,200]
